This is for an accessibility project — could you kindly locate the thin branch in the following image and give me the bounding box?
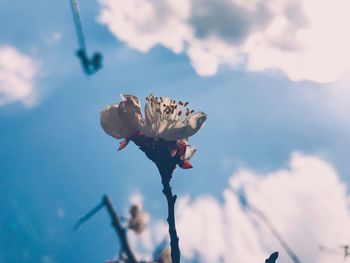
[103,195,138,263]
[234,190,301,263]
[74,201,105,231]
[265,252,279,263]
[152,237,169,260]
[74,195,138,263]
[319,245,342,255]
[250,207,301,263]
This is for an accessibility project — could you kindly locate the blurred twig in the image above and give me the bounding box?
[74,195,138,263]
[73,201,104,231]
[234,190,301,263]
[265,252,279,263]
[319,244,350,259]
[319,244,342,255]
[152,237,169,261]
[103,195,138,263]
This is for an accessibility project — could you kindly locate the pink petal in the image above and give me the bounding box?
[180,160,193,169]
[118,139,129,151]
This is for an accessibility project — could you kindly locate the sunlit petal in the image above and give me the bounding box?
[100,104,132,139]
[159,111,207,141]
[118,95,144,133]
[144,94,207,141]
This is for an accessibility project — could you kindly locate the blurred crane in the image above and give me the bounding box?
[69,0,103,75]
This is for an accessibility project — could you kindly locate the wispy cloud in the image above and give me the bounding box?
[44,31,62,46]
[134,153,350,262]
[98,0,350,82]
[0,45,39,107]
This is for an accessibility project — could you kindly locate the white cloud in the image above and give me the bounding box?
[0,45,39,107]
[44,32,62,46]
[98,0,350,82]
[134,153,350,262]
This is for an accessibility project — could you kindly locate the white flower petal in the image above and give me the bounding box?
[118,95,144,133]
[100,94,145,139]
[100,104,133,139]
[158,119,178,134]
[144,100,154,126]
[159,111,207,141]
[121,94,141,109]
[144,99,161,138]
[184,144,197,161]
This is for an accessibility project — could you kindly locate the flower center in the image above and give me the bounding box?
[146,94,195,124]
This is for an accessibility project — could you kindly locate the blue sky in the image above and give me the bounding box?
[1,0,350,262]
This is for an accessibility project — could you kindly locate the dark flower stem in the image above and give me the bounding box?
[156,163,181,263]
[102,195,138,263]
[136,137,182,263]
